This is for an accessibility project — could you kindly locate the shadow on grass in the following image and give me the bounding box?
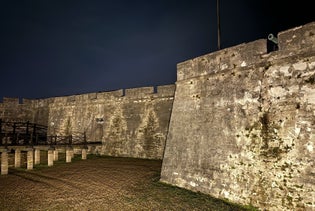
[127,170,259,211]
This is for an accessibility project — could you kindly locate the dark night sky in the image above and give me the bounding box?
[0,0,314,99]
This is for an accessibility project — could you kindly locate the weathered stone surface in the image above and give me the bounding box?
[177,39,266,81]
[0,97,48,125]
[45,85,175,159]
[278,21,315,51]
[161,22,315,210]
[1,20,314,211]
[0,85,175,160]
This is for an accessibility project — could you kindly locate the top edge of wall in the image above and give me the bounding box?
[176,39,267,81]
[278,21,315,51]
[0,84,175,105]
[176,21,315,81]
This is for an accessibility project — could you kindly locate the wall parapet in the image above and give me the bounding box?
[1,85,174,108]
[156,84,176,97]
[2,97,19,105]
[124,86,154,98]
[21,99,34,105]
[278,21,315,51]
[177,39,267,81]
[0,97,49,106]
[97,89,124,99]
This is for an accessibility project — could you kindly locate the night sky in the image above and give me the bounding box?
[0,0,314,100]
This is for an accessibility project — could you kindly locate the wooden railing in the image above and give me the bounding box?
[0,120,101,146]
[0,120,47,146]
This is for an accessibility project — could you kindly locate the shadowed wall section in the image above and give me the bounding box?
[161,22,315,210]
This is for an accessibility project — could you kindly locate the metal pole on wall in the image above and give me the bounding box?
[217,0,221,50]
[0,119,2,146]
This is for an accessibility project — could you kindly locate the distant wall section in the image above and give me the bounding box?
[47,84,175,159]
[0,97,49,125]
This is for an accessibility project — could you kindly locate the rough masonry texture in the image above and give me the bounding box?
[0,84,175,159]
[161,22,315,210]
[1,22,315,210]
[0,97,48,125]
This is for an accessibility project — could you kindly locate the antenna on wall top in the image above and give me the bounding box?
[217,0,221,50]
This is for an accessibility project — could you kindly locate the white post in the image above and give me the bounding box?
[27,148,34,170]
[15,149,21,168]
[53,149,58,161]
[48,148,54,167]
[66,147,73,163]
[82,148,87,160]
[1,149,8,175]
[34,148,40,165]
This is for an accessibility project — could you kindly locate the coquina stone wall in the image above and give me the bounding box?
[1,20,314,210]
[47,84,175,159]
[161,22,315,210]
[0,85,174,159]
[0,97,49,125]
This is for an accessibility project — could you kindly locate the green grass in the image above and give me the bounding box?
[7,155,259,210]
[136,173,259,211]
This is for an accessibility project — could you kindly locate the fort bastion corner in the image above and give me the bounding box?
[161,21,315,210]
[1,21,315,210]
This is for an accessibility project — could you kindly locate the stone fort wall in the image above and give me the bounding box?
[0,97,49,125]
[0,84,175,159]
[161,22,315,210]
[47,85,175,159]
[1,21,315,210]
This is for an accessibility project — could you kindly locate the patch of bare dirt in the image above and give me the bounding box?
[0,155,253,211]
